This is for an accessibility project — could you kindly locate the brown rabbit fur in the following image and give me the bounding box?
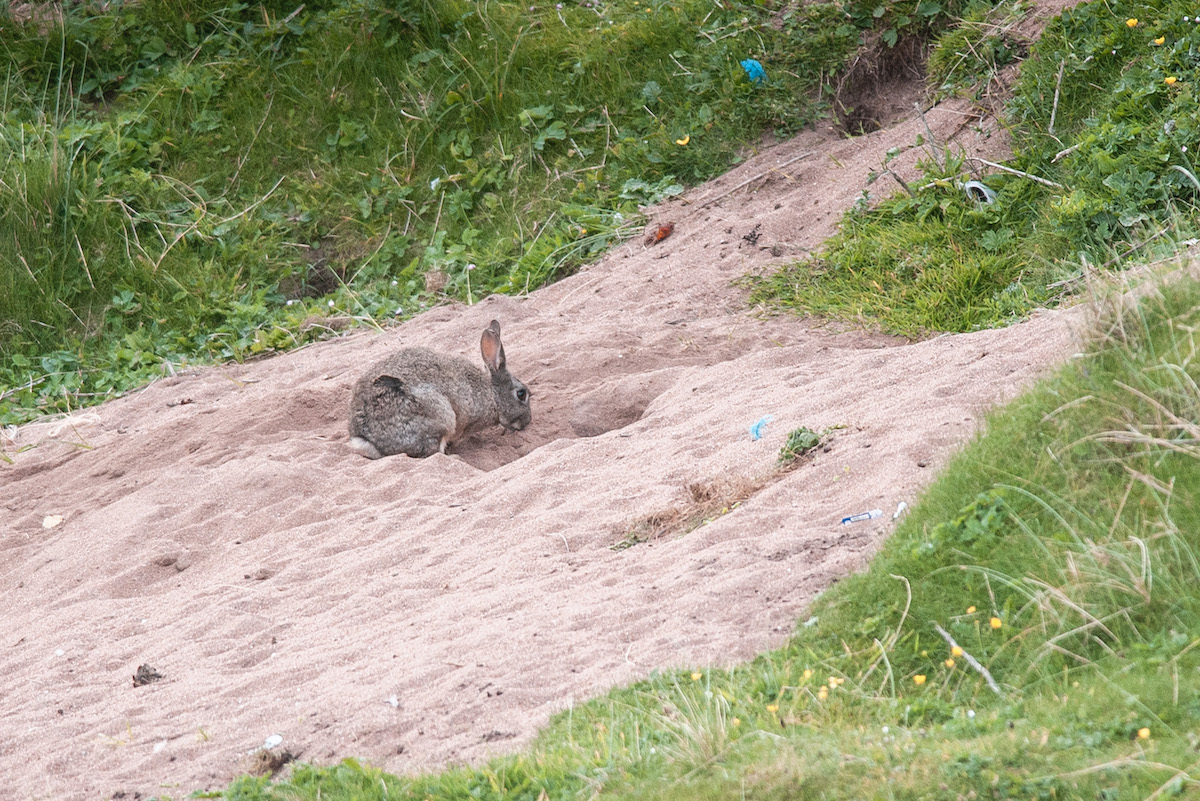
[347,320,532,459]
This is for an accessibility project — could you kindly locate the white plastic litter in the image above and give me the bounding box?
[841,509,882,525]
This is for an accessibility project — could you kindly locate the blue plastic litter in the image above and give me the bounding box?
[749,414,773,441]
[740,58,767,85]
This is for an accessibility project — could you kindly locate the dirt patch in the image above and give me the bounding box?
[0,4,1091,799]
[834,33,931,135]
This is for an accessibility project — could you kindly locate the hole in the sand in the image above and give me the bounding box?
[442,430,533,472]
[568,393,655,439]
[834,34,929,136]
[444,366,682,471]
[560,370,684,441]
[447,382,664,472]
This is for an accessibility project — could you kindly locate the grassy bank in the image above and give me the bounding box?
[0,0,969,425]
[221,265,1200,799]
[752,0,1200,336]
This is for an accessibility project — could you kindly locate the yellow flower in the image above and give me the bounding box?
[990,617,1003,630]
[1138,727,1151,740]
[951,645,964,657]
[732,717,741,727]
[945,658,956,668]
[913,675,927,685]
[817,687,829,700]
[691,671,702,681]
[766,704,779,713]
[967,606,977,614]
[1166,76,1179,85]
[802,669,813,680]
[1154,36,1165,45]
[675,135,690,146]
[1127,18,1138,27]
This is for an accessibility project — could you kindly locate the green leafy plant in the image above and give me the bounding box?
[778,425,823,465]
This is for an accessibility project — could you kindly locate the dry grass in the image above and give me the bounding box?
[613,476,765,550]
[613,428,830,549]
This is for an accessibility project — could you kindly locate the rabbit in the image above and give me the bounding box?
[348,319,532,459]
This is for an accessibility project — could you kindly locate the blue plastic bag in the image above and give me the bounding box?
[740,58,767,85]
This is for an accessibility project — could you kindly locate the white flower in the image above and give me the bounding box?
[328,300,335,308]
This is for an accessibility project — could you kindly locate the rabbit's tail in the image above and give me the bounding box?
[349,436,384,459]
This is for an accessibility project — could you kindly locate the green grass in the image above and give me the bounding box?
[0,0,975,424]
[216,266,1200,800]
[752,0,1200,337]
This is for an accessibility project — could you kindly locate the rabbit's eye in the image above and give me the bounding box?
[515,387,528,403]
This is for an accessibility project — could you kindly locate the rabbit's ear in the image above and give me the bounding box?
[481,326,506,374]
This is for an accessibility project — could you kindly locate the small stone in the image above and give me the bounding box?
[133,664,164,687]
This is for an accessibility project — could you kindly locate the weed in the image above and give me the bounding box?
[777,425,824,465]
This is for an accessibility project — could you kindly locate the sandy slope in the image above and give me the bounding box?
[0,68,1094,801]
